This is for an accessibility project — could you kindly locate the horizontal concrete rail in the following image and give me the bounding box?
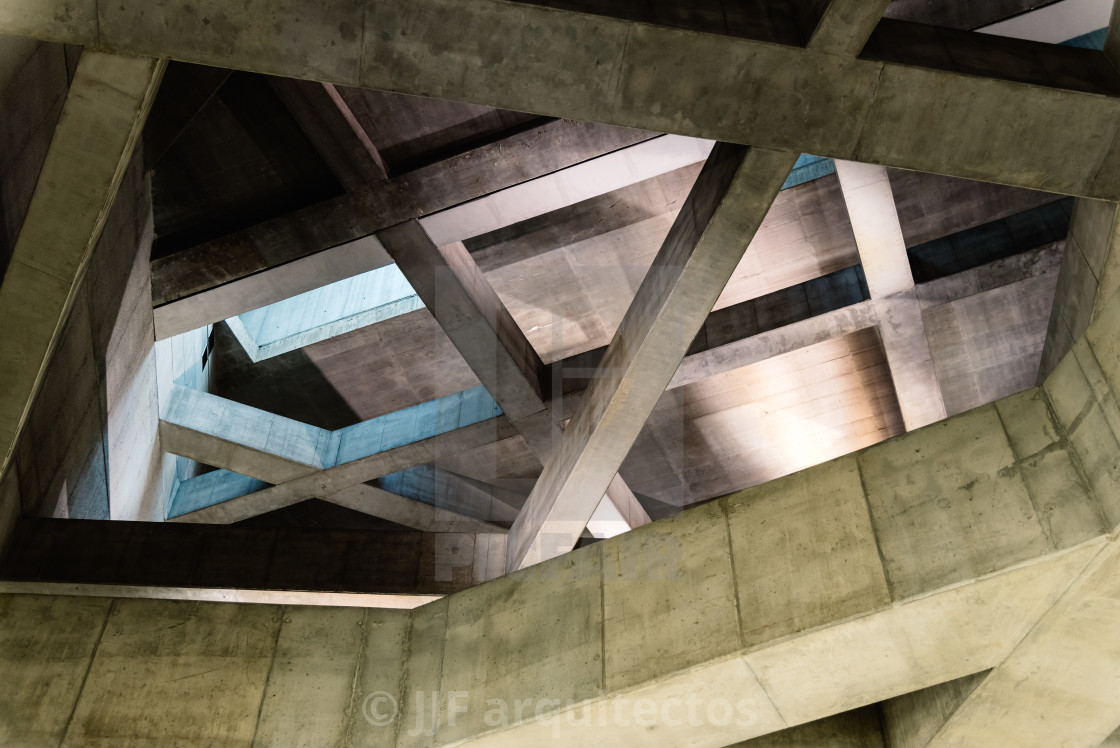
[6,2,1120,198]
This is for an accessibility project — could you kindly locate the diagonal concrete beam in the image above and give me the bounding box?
[0,50,164,477]
[835,160,947,428]
[7,2,1120,197]
[505,144,798,571]
[379,360,1118,745]
[908,539,1120,747]
[161,385,516,527]
[267,77,387,190]
[805,0,892,55]
[376,224,548,425]
[376,221,651,536]
[150,120,662,339]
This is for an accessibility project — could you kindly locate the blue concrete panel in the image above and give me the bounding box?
[168,469,269,519]
[782,154,837,190]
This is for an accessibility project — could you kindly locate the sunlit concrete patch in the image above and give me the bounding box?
[225,262,423,362]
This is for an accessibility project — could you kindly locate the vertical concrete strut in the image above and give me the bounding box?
[835,159,947,429]
[0,50,165,477]
[505,144,798,571]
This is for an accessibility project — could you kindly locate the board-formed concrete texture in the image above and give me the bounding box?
[5,0,1120,744]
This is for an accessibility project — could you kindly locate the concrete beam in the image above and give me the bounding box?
[0,50,164,476]
[7,283,1120,744]
[267,77,387,190]
[170,415,519,525]
[150,120,662,339]
[806,0,892,55]
[835,160,947,430]
[377,224,547,424]
[505,144,797,571]
[7,2,1120,197]
[377,221,651,537]
[13,378,1113,745]
[161,385,515,528]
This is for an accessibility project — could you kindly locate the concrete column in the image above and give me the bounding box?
[835,160,947,430]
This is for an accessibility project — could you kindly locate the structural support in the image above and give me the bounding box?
[1032,0,1120,382]
[150,121,664,339]
[882,539,1120,747]
[835,160,947,428]
[0,50,165,475]
[160,385,513,529]
[5,2,1120,197]
[1039,195,1120,379]
[267,77,387,190]
[506,144,797,570]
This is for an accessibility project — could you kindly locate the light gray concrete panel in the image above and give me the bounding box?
[603,500,739,692]
[395,598,447,747]
[927,541,1120,747]
[925,272,1059,417]
[349,608,410,748]
[1044,340,1120,528]
[252,606,365,748]
[995,388,1108,549]
[438,543,603,744]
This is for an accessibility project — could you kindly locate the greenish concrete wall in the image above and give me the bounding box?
[4,276,1120,744]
